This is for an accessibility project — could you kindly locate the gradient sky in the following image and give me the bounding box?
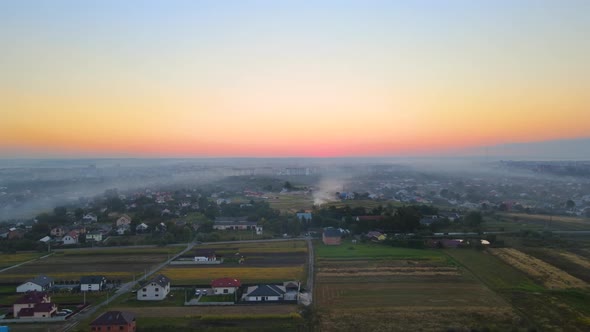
[1,0,589,158]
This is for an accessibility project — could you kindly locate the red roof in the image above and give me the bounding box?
[211,277,241,288]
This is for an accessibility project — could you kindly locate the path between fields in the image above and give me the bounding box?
[0,252,54,273]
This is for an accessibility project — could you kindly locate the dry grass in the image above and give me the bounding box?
[160,265,305,284]
[109,305,298,318]
[559,251,590,270]
[489,248,587,289]
[318,306,521,332]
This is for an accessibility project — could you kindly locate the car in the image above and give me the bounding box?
[62,309,73,313]
[201,289,208,295]
[195,289,201,296]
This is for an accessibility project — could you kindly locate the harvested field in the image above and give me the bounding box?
[559,251,590,270]
[0,252,43,269]
[489,248,587,289]
[317,266,460,278]
[0,250,170,283]
[108,304,298,317]
[318,306,521,332]
[160,265,305,284]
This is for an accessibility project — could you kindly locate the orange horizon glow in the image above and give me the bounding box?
[2,1,589,158]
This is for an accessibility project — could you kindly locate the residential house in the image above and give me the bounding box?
[296,212,312,222]
[116,224,130,235]
[7,228,24,240]
[13,291,56,318]
[90,311,136,332]
[80,275,107,291]
[50,227,66,237]
[194,249,217,262]
[213,217,258,231]
[116,214,132,227]
[137,274,170,301]
[86,232,103,242]
[136,223,149,232]
[82,213,98,223]
[242,284,286,302]
[62,230,79,245]
[16,275,54,293]
[322,228,342,246]
[211,277,241,295]
[18,302,57,319]
[366,231,386,242]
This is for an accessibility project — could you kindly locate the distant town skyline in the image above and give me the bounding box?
[2,1,589,158]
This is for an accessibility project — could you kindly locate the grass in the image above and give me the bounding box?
[444,249,541,291]
[199,294,234,302]
[55,247,183,256]
[315,241,444,261]
[267,193,314,212]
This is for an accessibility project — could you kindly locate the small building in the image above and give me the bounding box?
[137,274,171,301]
[366,231,386,242]
[62,230,79,245]
[16,275,54,293]
[83,213,98,223]
[50,227,66,237]
[90,311,136,332]
[116,214,132,227]
[296,212,312,222]
[80,275,107,291]
[213,217,258,231]
[86,232,103,242]
[211,277,241,295]
[18,302,57,319]
[242,284,286,302]
[194,249,217,262]
[136,223,149,232]
[13,291,55,318]
[322,228,342,246]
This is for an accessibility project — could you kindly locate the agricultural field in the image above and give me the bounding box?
[0,252,45,269]
[314,241,520,331]
[0,246,181,284]
[489,248,587,289]
[267,193,314,212]
[161,240,308,285]
[448,248,590,331]
[497,213,590,231]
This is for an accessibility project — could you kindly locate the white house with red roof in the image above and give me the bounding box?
[211,277,241,295]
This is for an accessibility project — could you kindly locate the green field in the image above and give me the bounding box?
[0,252,45,269]
[315,241,444,261]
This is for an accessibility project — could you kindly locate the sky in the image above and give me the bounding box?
[1,0,589,158]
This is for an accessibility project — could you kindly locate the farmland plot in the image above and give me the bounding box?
[315,242,518,331]
[490,248,587,289]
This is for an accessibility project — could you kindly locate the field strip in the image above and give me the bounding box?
[558,251,590,270]
[0,252,54,273]
[489,248,587,289]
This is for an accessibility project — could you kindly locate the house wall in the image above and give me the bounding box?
[91,322,136,332]
[16,282,43,293]
[213,287,236,295]
[13,303,34,316]
[62,236,77,245]
[32,307,56,318]
[322,235,341,245]
[137,282,170,301]
[81,283,102,291]
[245,295,281,301]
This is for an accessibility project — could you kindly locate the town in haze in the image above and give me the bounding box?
[1,1,590,332]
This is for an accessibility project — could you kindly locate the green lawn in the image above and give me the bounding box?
[315,240,444,261]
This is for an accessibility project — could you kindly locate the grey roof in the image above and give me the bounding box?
[149,274,170,287]
[90,311,135,326]
[80,275,106,285]
[246,284,285,297]
[323,228,341,238]
[28,275,54,287]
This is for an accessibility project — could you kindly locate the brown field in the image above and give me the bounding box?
[109,304,298,318]
[160,265,305,284]
[0,252,44,269]
[559,251,590,270]
[317,306,521,332]
[489,248,587,289]
[0,251,170,283]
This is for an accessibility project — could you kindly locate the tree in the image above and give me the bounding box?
[464,211,483,227]
[74,208,84,220]
[283,181,294,191]
[566,200,576,209]
[54,206,67,217]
